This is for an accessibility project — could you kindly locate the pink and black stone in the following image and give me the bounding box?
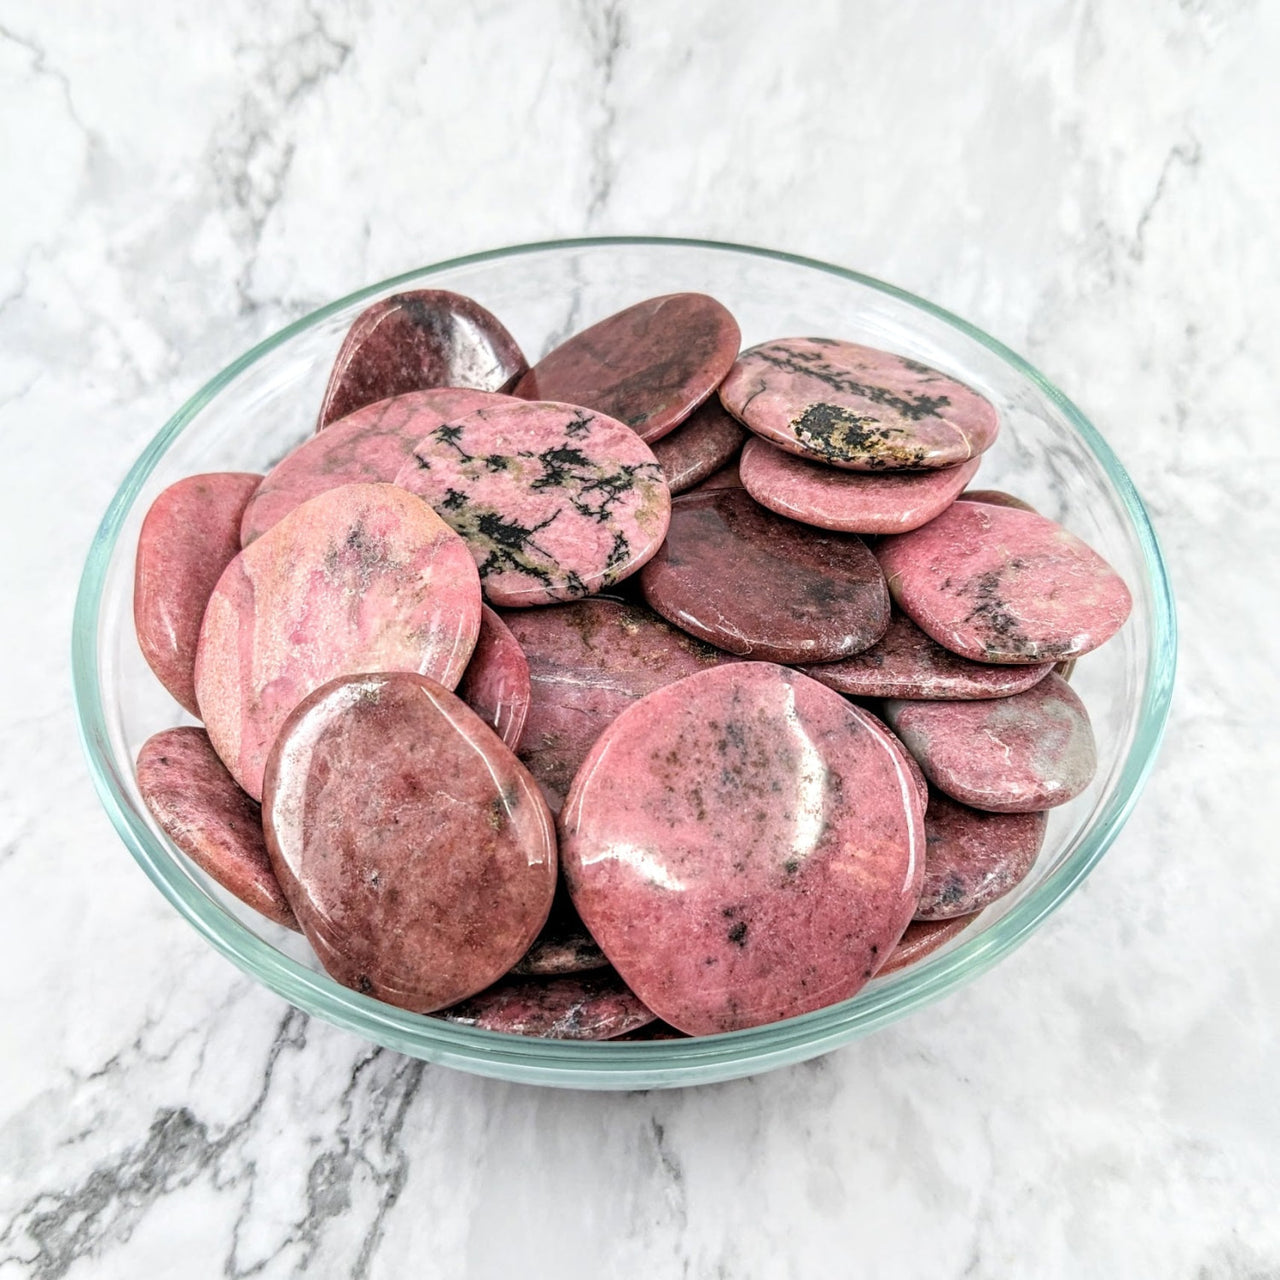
[884,673,1097,813]
[875,913,979,977]
[719,338,999,471]
[262,672,556,1014]
[316,290,528,429]
[639,487,889,663]
[195,482,481,800]
[876,501,1133,664]
[137,727,298,930]
[650,396,746,494]
[559,662,925,1036]
[458,605,531,750]
[511,883,608,976]
[514,293,741,444]
[134,472,261,715]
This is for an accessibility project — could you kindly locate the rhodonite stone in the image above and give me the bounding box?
[559,662,925,1036]
[134,472,261,714]
[262,672,556,1013]
[638,487,889,663]
[458,606,531,750]
[195,483,481,799]
[435,969,654,1039]
[502,597,739,810]
[876,501,1133,663]
[957,488,1036,512]
[917,792,1047,919]
[137,727,297,930]
[847,704,929,812]
[884,673,1097,813]
[242,388,504,545]
[739,437,981,533]
[876,913,979,976]
[394,399,671,606]
[799,609,1054,700]
[720,338,999,470]
[316,290,528,429]
[511,883,608,976]
[611,1020,689,1041]
[650,397,746,493]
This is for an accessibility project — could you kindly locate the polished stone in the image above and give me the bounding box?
[511,883,608,976]
[690,455,743,490]
[847,703,929,811]
[458,605,530,750]
[650,396,746,493]
[875,913,980,976]
[957,488,1037,512]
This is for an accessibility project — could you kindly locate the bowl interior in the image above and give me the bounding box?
[73,238,1175,1089]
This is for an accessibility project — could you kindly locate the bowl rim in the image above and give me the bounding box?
[72,235,1177,1088]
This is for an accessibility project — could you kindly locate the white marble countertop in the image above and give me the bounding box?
[1,2,1276,1276]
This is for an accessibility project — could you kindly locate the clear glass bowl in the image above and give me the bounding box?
[72,238,1176,1089]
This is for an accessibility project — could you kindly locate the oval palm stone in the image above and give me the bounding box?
[651,396,746,493]
[458,605,531,750]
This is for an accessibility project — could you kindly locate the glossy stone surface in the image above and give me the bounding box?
[958,488,1037,512]
[875,913,980,976]
[847,704,929,812]
[876,501,1133,663]
[511,883,608,976]
[514,293,741,443]
[799,608,1055,700]
[435,969,654,1040]
[650,396,746,493]
[134,472,262,715]
[458,605,530,750]
[885,673,1097,813]
[136,728,297,930]
[262,672,556,1013]
[242,388,504,545]
[395,399,670,606]
[316,290,528,429]
[639,487,889,663]
[917,792,1047,919]
[502,597,739,810]
[739,436,981,533]
[195,483,481,799]
[691,455,743,490]
[559,663,925,1036]
[720,338,999,470]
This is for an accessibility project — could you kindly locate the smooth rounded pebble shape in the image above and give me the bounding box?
[884,673,1097,813]
[639,487,889,663]
[559,662,926,1036]
[650,397,747,493]
[876,501,1133,664]
[875,913,980,976]
[691,455,743,491]
[134,472,262,714]
[720,338,999,470]
[511,883,609,976]
[458,605,531,750]
[195,482,481,800]
[514,293,741,443]
[262,672,556,1014]
[957,488,1037,512]
[847,704,929,812]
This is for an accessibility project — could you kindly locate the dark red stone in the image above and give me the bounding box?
[690,455,743,490]
[458,606,531,750]
[510,883,608,976]
[650,396,746,493]
[876,913,979,976]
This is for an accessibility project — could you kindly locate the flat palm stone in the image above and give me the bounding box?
[876,913,979,976]
[458,605,531,750]
[957,488,1036,512]
[650,396,746,493]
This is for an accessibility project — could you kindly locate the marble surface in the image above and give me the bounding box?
[0,1,1276,1276]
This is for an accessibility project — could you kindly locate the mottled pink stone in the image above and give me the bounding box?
[195,483,481,800]
[134,472,261,715]
[884,673,1097,813]
[136,727,298,930]
[316,290,528,429]
[876,913,979,976]
[917,792,1047,919]
[559,663,925,1036]
[262,672,556,1013]
[650,397,746,494]
[514,293,741,443]
[876,501,1133,664]
[957,488,1036,512]
[511,884,608,976]
[394,399,671,607]
[739,437,981,534]
[847,704,929,812]
[638,487,889,663]
[457,606,531,750]
[799,608,1054,700]
[242,388,505,545]
[720,338,999,471]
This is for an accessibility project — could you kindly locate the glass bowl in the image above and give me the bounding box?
[72,237,1176,1089]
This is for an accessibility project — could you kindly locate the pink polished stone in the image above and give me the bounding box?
[650,397,746,494]
[134,472,262,715]
[511,884,608,976]
[394,399,670,607]
[876,913,979,976]
[559,663,925,1036]
[242,388,505,545]
[195,483,481,800]
[957,488,1037,512]
[639,487,889,663]
[458,605,531,750]
[502,597,740,810]
[690,455,743,491]
[720,338,999,471]
[876,501,1133,664]
[316,290,528,429]
[799,608,1054,700]
[917,792,1047,920]
[739,436,981,534]
[847,704,929,812]
[262,672,556,1013]
[137,727,298,930]
[514,293,741,443]
[884,673,1097,813]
